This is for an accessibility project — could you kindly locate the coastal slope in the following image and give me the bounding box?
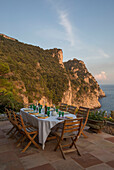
[0,34,105,110]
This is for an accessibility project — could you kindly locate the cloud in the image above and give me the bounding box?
[95,71,107,80]
[98,49,110,58]
[58,10,75,46]
[47,0,79,47]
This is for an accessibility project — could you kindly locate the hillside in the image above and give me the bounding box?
[0,34,105,111]
[64,59,105,108]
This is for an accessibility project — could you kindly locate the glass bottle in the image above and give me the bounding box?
[45,104,47,115]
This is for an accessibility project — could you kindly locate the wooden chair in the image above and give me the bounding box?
[5,108,18,137]
[67,105,77,114]
[54,117,83,159]
[76,106,90,138]
[59,103,68,111]
[19,114,40,152]
[13,111,27,145]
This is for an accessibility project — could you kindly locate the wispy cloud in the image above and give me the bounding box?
[47,0,75,46]
[95,71,107,80]
[98,49,110,58]
[58,10,75,46]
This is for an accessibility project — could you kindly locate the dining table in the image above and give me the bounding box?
[20,108,76,149]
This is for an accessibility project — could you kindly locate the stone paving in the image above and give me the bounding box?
[0,120,114,170]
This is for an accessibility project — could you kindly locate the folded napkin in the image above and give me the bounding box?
[37,116,48,119]
[29,112,39,115]
[24,110,32,112]
[66,116,73,119]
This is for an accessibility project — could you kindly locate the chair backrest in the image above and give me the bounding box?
[5,108,10,120]
[67,105,77,114]
[19,114,29,134]
[77,106,90,127]
[13,111,22,130]
[5,109,16,125]
[61,117,83,140]
[59,103,68,111]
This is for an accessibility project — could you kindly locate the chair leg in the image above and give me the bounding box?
[59,143,66,159]
[22,133,40,153]
[15,134,24,145]
[71,137,81,156]
[6,126,15,135]
[17,135,27,147]
[31,134,40,149]
[81,131,88,138]
[54,137,61,151]
[8,128,18,138]
[21,141,32,153]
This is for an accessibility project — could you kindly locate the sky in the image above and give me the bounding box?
[0,0,114,84]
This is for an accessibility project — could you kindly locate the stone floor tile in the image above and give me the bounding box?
[77,138,97,153]
[0,143,16,153]
[28,163,55,170]
[0,134,5,139]
[16,147,39,158]
[105,137,114,143]
[97,132,113,138]
[0,151,18,164]
[0,121,10,127]
[90,149,114,162]
[86,163,114,170]
[0,137,10,146]
[77,138,94,148]
[41,150,63,162]
[86,134,104,144]
[51,158,84,170]
[92,139,114,154]
[0,129,5,136]
[106,160,114,168]
[19,153,49,169]
[0,160,25,170]
[72,153,103,168]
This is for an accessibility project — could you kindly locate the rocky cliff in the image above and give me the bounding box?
[63,59,105,109]
[0,34,105,110]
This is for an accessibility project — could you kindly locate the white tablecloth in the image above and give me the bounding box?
[20,108,76,149]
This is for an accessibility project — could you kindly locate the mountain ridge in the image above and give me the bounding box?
[0,34,105,111]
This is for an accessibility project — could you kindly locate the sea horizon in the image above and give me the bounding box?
[98,84,114,114]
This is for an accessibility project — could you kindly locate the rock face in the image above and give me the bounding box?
[61,80,72,105]
[13,81,29,105]
[0,33,16,41]
[52,49,64,68]
[63,58,105,109]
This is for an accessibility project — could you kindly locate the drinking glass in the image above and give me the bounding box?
[62,112,64,117]
[59,111,61,117]
[33,105,36,111]
[56,108,58,112]
[47,107,50,111]
[47,110,50,117]
[39,107,41,113]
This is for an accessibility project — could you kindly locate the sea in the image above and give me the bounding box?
[98,84,114,115]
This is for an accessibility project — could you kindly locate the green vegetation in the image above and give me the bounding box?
[0,62,10,75]
[88,110,105,121]
[0,35,68,112]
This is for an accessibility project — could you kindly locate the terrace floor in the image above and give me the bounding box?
[0,120,114,170]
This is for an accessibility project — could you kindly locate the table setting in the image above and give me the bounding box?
[20,104,76,149]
